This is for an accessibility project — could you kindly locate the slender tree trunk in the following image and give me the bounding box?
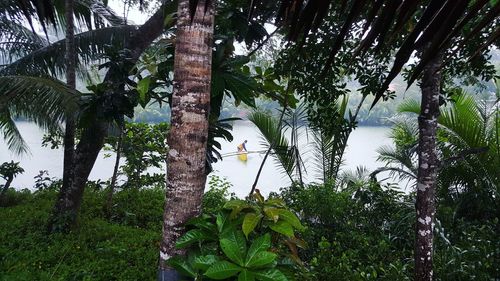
[48,4,172,232]
[414,52,443,281]
[62,0,76,197]
[158,0,214,278]
[49,120,108,231]
[0,177,13,204]
[105,124,124,216]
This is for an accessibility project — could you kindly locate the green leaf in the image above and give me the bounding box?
[193,255,219,271]
[254,268,288,281]
[216,212,229,233]
[269,221,294,238]
[0,76,80,155]
[242,213,262,238]
[166,256,197,278]
[137,77,151,103]
[277,209,305,231]
[220,230,247,265]
[245,234,271,266]
[245,251,277,268]
[264,198,286,207]
[224,200,252,219]
[175,229,209,248]
[238,269,256,281]
[204,261,242,280]
[263,207,280,222]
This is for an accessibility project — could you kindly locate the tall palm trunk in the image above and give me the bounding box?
[47,0,77,232]
[414,51,443,281]
[62,0,76,200]
[159,0,214,278]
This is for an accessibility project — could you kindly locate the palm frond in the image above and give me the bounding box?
[0,75,80,154]
[310,127,335,183]
[248,110,295,181]
[74,0,127,27]
[0,107,29,155]
[0,25,138,77]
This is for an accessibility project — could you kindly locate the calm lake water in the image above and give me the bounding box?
[0,122,393,197]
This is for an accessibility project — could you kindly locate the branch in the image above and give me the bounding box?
[440,147,489,168]
[129,0,177,60]
[370,167,417,181]
[247,25,282,58]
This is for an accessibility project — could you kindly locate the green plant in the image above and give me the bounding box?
[0,161,24,204]
[168,194,306,280]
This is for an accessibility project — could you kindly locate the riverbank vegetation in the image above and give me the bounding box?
[1,176,498,280]
[1,0,500,280]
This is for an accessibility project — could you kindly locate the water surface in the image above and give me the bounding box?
[0,122,393,197]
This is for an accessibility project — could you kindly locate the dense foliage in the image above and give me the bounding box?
[1,173,498,280]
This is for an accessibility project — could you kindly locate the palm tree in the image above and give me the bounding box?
[378,88,500,217]
[0,0,179,231]
[61,0,77,215]
[159,0,215,277]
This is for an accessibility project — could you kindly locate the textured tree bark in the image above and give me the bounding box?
[61,0,76,199]
[414,52,443,281]
[158,0,214,278]
[49,120,107,231]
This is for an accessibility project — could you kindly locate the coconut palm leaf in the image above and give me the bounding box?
[391,90,499,189]
[310,95,350,183]
[283,103,308,182]
[310,127,337,183]
[4,0,125,36]
[0,75,80,154]
[0,19,48,62]
[0,25,138,77]
[248,110,295,181]
[375,145,417,183]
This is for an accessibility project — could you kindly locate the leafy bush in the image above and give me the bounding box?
[0,189,160,281]
[279,182,416,280]
[202,175,235,214]
[169,193,306,280]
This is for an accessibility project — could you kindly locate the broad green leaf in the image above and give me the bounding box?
[264,198,286,207]
[187,216,216,232]
[175,229,208,248]
[220,230,247,265]
[223,199,248,210]
[246,233,271,266]
[245,251,277,268]
[137,77,150,102]
[277,209,305,231]
[238,269,256,281]
[269,221,294,237]
[263,207,280,222]
[204,261,242,280]
[224,200,253,219]
[166,256,196,278]
[242,213,262,238]
[216,212,229,233]
[254,268,288,281]
[193,255,219,271]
